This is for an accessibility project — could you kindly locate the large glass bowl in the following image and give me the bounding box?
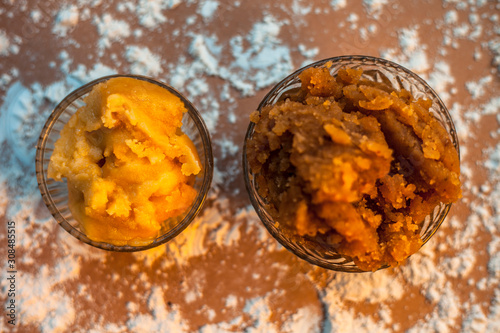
[242,55,460,272]
[36,74,214,252]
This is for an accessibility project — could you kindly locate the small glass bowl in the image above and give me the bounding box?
[242,55,460,272]
[36,75,214,252]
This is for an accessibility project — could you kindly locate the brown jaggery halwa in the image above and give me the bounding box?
[246,65,461,271]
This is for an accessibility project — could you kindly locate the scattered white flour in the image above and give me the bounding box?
[0,81,61,179]
[135,0,182,29]
[346,13,359,30]
[126,287,189,332]
[218,136,239,159]
[163,201,264,267]
[0,30,17,56]
[322,294,392,333]
[125,45,162,76]
[298,44,319,59]
[281,307,322,333]
[486,289,500,332]
[243,296,278,333]
[94,14,131,50]
[0,1,499,332]
[381,26,430,74]
[398,27,419,54]
[441,248,476,278]
[462,305,488,333]
[199,318,245,333]
[465,75,493,99]
[180,14,297,97]
[67,62,117,83]
[189,34,221,76]
[488,39,500,72]
[2,257,80,333]
[229,15,293,94]
[30,9,42,24]
[290,0,312,17]
[52,5,79,37]
[198,0,219,20]
[426,60,455,104]
[225,294,238,308]
[453,23,470,39]
[329,270,404,303]
[444,10,458,24]
[330,0,347,11]
[362,0,389,19]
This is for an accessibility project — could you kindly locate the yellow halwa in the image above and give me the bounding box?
[48,77,201,246]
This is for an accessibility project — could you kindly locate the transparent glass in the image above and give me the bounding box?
[243,55,460,272]
[36,75,214,252]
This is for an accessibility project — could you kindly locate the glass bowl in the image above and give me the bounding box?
[242,55,460,272]
[36,74,214,252]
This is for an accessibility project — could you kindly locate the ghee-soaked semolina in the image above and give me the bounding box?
[49,77,201,246]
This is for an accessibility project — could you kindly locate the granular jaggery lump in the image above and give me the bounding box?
[246,65,461,271]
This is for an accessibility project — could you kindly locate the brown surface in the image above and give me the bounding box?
[246,66,461,271]
[0,0,499,332]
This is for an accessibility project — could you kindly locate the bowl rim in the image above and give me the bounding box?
[35,74,214,252]
[242,55,460,272]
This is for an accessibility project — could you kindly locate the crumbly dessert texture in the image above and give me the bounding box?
[1,1,497,331]
[48,77,201,246]
[247,65,462,271]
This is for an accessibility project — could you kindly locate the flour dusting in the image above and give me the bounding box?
[0,0,498,332]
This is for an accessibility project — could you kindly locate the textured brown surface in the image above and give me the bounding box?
[0,0,499,332]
